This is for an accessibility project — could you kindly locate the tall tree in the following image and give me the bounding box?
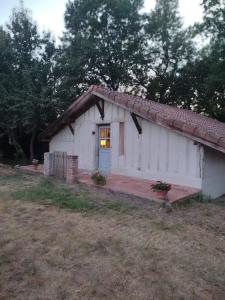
[0,3,57,160]
[198,0,225,120]
[178,0,225,119]
[0,27,27,159]
[136,0,194,104]
[57,0,145,109]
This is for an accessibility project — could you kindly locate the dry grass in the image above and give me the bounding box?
[0,165,225,300]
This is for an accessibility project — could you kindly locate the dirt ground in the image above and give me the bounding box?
[0,165,224,300]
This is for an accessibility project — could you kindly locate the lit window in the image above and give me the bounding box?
[100,139,107,147]
[99,126,110,148]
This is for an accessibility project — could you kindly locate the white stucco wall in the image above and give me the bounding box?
[50,126,74,155]
[202,147,225,198]
[50,101,204,188]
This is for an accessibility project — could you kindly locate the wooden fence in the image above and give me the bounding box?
[53,151,67,180]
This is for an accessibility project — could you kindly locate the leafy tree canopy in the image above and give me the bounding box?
[0,3,57,160]
[1,0,225,162]
[56,0,145,109]
[135,0,195,104]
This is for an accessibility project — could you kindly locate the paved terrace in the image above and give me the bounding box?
[20,165,200,203]
[78,170,200,203]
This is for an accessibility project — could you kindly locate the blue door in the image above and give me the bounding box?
[98,126,111,174]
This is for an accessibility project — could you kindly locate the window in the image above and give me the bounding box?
[99,126,110,148]
[119,122,125,155]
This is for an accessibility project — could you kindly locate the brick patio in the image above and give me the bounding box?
[77,170,200,203]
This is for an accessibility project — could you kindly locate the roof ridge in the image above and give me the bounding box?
[91,85,225,123]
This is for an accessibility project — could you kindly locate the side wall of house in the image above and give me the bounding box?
[50,101,203,188]
[202,147,225,198]
[50,126,74,155]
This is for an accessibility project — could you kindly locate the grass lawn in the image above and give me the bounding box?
[0,165,224,300]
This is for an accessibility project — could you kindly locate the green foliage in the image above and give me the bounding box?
[152,181,171,191]
[0,3,57,160]
[200,0,225,120]
[12,178,137,213]
[0,173,25,182]
[135,0,195,104]
[172,193,205,208]
[56,0,145,107]
[13,178,96,211]
[91,171,106,185]
[179,0,225,119]
[55,0,225,119]
[172,193,225,209]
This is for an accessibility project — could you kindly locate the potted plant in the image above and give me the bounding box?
[151,181,172,200]
[32,158,39,170]
[91,171,106,186]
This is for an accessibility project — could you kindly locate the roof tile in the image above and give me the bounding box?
[218,138,225,148]
[181,124,197,136]
[41,85,225,153]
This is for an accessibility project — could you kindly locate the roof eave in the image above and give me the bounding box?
[40,86,225,154]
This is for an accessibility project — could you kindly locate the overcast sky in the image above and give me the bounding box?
[0,0,203,41]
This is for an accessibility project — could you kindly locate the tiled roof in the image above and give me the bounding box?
[40,85,225,153]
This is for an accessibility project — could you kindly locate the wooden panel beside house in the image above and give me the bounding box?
[40,85,225,198]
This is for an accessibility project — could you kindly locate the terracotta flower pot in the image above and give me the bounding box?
[32,159,39,171]
[151,182,172,200]
[33,164,38,170]
[154,189,168,200]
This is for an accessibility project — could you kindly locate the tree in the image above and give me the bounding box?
[0,27,27,160]
[198,0,225,120]
[136,0,194,104]
[0,3,57,160]
[56,0,145,109]
[178,0,225,119]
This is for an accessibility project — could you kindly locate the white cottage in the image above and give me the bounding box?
[41,85,225,198]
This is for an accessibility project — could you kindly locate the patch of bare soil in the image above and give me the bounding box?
[0,163,14,174]
[0,166,225,299]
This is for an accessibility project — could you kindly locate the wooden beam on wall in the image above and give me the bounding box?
[96,99,104,120]
[68,124,74,135]
[131,113,142,134]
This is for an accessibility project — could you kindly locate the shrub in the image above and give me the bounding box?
[91,171,106,185]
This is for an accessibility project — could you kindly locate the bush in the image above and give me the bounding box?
[91,171,106,185]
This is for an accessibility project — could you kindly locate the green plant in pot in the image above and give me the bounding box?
[91,171,106,186]
[32,159,39,170]
[152,181,171,192]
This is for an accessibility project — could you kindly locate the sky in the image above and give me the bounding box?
[0,0,203,42]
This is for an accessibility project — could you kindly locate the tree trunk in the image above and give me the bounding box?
[11,132,27,162]
[29,128,37,160]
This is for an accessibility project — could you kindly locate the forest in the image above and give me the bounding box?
[0,0,224,162]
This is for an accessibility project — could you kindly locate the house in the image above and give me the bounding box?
[41,85,225,198]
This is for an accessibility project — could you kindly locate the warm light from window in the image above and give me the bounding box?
[100,139,106,146]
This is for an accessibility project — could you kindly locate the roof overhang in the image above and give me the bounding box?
[39,85,225,154]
